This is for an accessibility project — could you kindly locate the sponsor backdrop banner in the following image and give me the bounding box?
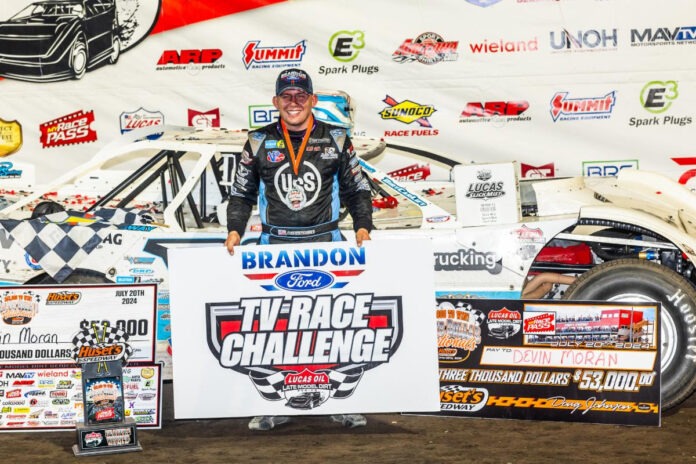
[433,298,660,426]
[0,0,696,189]
[168,240,439,418]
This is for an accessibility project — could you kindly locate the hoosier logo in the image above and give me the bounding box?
[205,293,403,409]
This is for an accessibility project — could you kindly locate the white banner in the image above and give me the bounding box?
[169,239,439,418]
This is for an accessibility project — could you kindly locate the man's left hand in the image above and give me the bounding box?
[356,228,371,247]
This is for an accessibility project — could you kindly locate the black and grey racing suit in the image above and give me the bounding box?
[226,120,373,244]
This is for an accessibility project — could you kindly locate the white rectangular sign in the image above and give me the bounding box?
[0,284,157,365]
[169,239,440,418]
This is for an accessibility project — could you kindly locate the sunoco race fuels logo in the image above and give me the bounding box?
[205,246,404,410]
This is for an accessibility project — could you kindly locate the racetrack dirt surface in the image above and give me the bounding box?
[4,383,695,464]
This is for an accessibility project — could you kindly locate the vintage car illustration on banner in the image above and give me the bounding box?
[0,0,160,82]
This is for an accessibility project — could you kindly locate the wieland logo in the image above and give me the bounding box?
[205,290,403,409]
[550,91,616,122]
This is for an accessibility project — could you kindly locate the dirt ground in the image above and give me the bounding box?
[4,383,696,464]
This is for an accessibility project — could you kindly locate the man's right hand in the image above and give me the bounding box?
[225,231,241,255]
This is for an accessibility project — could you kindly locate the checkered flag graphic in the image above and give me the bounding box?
[248,367,365,401]
[248,371,286,401]
[327,368,363,399]
[470,309,486,326]
[440,385,470,393]
[0,208,153,283]
[71,324,133,363]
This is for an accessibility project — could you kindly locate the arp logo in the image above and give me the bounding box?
[583,160,638,177]
[248,105,278,129]
[640,81,678,114]
[439,385,488,411]
[157,49,223,65]
[461,101,529,117]
[329,30,365,62]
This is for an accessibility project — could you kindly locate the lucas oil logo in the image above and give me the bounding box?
[205,292,403,410]
[465,169,505,200]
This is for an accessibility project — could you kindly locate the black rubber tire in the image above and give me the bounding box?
[25,269,110,285]
[109,36,121,65]
[70,38,87,79]
[563,258,696,410]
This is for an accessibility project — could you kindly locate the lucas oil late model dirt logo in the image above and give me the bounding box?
[205,250,404,410]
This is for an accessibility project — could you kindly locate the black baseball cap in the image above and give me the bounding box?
[275,68,313,95]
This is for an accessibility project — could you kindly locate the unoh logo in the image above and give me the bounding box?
[275,269,334,292]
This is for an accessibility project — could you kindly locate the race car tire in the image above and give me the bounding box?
[109,36,121,65]
[562,258,696,410]
[25,269,110,285]
[70,38,88,79]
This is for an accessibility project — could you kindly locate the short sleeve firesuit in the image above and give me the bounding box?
[226,119,373,244]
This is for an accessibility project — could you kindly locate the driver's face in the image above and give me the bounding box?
[272,90,317,131]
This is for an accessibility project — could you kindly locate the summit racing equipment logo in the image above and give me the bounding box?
[242,40,307,70]
[550,91,616,122]
[392,32,458,65]
[205,292,403,410]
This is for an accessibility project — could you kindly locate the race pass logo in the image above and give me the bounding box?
[392,32,458,65]
[550,91,616,122]
[40,110,97,148]
[206,248,403,410]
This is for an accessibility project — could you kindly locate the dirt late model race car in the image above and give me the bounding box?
[2,125,696,410]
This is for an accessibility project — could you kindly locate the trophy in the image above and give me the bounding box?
[72,322,142,456]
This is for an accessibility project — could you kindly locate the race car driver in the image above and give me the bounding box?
[225,68,372,431]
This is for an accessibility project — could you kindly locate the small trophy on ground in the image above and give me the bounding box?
[72,322,142,456]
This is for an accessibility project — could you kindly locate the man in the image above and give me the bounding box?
[225,68,373,431]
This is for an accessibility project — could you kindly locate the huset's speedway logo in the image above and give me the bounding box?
[392,32,458,65]
[242,40,307,70]
[45,291,82,305]
[206,247,403,410]
[550,91,616,122]
[40,110,97,148]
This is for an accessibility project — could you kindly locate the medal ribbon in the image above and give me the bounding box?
[281,114,314,176]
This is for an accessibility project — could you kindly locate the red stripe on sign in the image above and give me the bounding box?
[152,0,288,34]
[331,270,364,277]
[671,157,696,166]
[244,273,277,280]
